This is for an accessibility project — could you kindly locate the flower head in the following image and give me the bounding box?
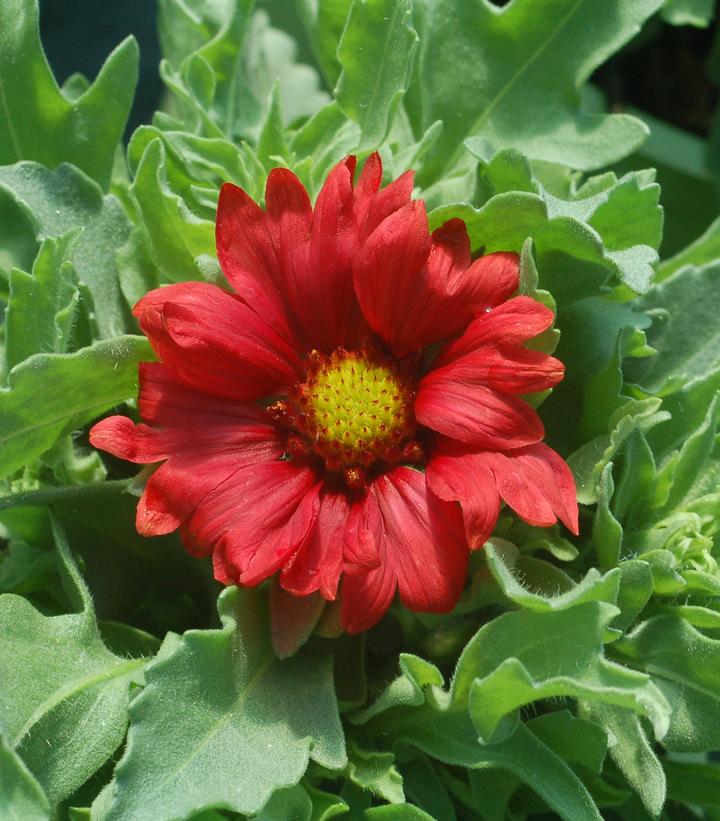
[90,154,578,634]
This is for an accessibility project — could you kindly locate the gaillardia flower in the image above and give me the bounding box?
[90,154,578,633]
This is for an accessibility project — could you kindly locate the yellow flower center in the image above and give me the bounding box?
[294,349,416,470]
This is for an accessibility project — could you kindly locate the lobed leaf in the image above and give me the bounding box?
[0,336,151,481]
[0,517,146,808]
[104,586,346,820]
[0,0,137,189]
[407,0,662,184]
[0,163,132,339]
[335,0,418,150]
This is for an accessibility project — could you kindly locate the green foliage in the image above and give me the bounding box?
[2,0,720,818]
[335,0,418,150]
[0,517,147,809]
[0,735,51,821]
[104,586,345,820]
[0,0,137,190]
[0,336,150,481]
[407,0,662,184]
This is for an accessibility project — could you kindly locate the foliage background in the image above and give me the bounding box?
[3,1,720,819]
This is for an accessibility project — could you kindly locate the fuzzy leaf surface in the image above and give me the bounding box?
[408,0,662,183]
[105,587,346,820]
[0,518,145,807]
[0,336,150,481]
[0,0,137,189]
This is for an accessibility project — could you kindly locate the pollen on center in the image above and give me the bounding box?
[292,349,417,470]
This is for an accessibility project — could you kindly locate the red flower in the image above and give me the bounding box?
[90,154,578,634]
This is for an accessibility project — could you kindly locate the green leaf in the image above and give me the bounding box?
[484,539,620,613]
[390,709,602,821]
[430,189,658,295]
[105,587,346,820]
[302,782,348,820]
[399,756,456,821]
[129,139,215,283]
[256,785,313,821]
[347,743,404,804]
[289,102,360,194]
[453,603,670,743]
[0,517,146,808]
[613,616,720,752]
[364,806,435,820]
[592,464,624,570]
[661,0,715,26]
[613,560,653,632]
[294,0,352,87]
[583,703,665,817]
[477,151,663,269]
[657,214,720,281]
[5,233,79,371]
[408,0,662,184]
[0,735,50,821]
[0,336,151,481]
[569,399,669,505]
[335,0,418,150]
[0,0,138,189]
[664,760,720,809]
[526,710,607,774]
[653,393,720,512]
[0,163,132,338]
[629,262,720,392]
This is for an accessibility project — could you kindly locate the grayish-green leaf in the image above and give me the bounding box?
[408,0,662,184]
[335,0,418,149]
[0,163,132,338]
[0,0,138,189]
[0,336,151,481]
[661,0,715,26]
[484,540,620,612]
[105,587,346,820]
[614,616,720,751]
[0,517,146,807]
[5,233,79,371]
[584,703,665,817]
[0,735,50,821]
[130,139,215,282]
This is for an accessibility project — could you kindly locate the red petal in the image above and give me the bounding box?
[136,432,283,542]
[433,296,556,365]
[136,362,272,427]
[215,182,294,339]
[461,251,520,309]
[304,158,370,350]
[415,374,544,448]
[185,461,321,586]
[354,212,520,354]
[355,153,414,240]
[484,444,579,534]
[340,468,469,632]
[134,282,302,401]
[426,442,500,549]
[428,346,564,396]
[372,468,468,614]
[353,201,433,354]
[342,557,396,635]
[281,490,349,600]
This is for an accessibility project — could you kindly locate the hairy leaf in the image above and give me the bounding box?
[0,0,137,189]
[0,336,150,481]
[105,587,346,820]
[0,518,146,807]
[408,0,662,184]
